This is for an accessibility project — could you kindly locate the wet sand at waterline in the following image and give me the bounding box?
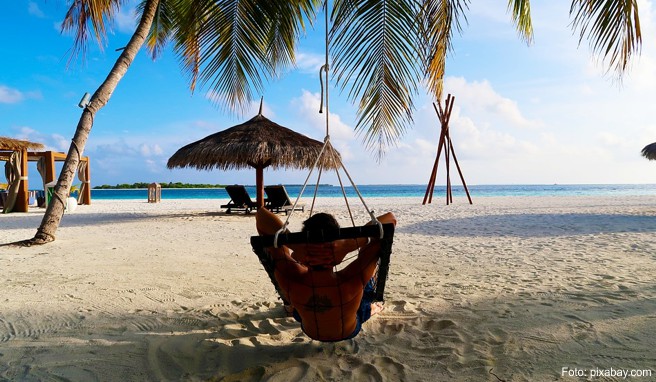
[1,196,655,381]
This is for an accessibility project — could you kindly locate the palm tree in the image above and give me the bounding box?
[20,0,317,245]
[22,0,161,245]
[19,0,642,245]
[157,0,642,155]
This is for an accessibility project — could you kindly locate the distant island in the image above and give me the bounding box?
[93,182,226,189]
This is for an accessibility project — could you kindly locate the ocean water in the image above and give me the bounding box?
[90,184,656,200]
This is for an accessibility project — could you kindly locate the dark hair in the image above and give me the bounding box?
[302,213,339,232]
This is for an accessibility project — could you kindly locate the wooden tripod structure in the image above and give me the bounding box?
[423,94,473,205]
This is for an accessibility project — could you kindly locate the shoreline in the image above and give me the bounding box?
[2,194,656,380]
[85,184,656,203]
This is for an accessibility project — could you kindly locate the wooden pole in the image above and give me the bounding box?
[423,102,448,205]
[445,136,452,205]
[255,165,264,208]
[442,96,456,205]
[44,151,56,184]
[423,93,472,206]
[82,158,91,205]
[448,138,473,204]
[251,159,272,208]
[16,149,29,212]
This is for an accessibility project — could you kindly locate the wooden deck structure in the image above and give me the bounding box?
[1,137,90,212]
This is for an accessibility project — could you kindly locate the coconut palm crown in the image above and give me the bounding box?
[62,0,642,158]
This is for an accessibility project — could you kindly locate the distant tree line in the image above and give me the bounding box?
[93,182,226,189]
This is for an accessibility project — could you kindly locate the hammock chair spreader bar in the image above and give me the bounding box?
[252,223,394,247]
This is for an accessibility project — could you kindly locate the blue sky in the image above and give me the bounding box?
[2,1,656,187]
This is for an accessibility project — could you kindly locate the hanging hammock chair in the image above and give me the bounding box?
[250,218,395,305]
[249,2,395,341]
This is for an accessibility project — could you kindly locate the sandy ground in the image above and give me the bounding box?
[1,195,656,381]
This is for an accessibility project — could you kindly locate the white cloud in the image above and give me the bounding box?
[445,77,543,129]
[290,90,355,141]
[0,85,24,103]
[597,132,628,148]
[140,143,164,157]
[295,51,325,74]
[10,127,69,152]
[114,6,137,34]
[53,21,63,33]
[189,120,221,132]
[28,2,45,18]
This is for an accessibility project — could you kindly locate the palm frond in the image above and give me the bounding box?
[198,0,272,111]
[332,0,422,158]
[570,0,642,77]
[168,0,314,113]
[168,0,206,92]
[260,0,320,76]
[507,0,533,44]
[140,0,174,59]
[61,0,126,63]
[419,0,469,101]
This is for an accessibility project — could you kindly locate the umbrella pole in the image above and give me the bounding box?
[256,165,264,208]
[253,159,271,209]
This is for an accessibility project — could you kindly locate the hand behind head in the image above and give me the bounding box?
[303,243,338,267]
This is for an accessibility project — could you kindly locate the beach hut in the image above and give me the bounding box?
[167,102,339,208]
[0,137,92,213]
[1,137,44,213]
[641,142,656,160]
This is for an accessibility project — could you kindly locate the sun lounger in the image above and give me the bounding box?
[221,185,259,214]
[264,185,305,215]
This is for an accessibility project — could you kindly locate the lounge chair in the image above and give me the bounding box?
[221,185,259,214]
[264,185,305,215]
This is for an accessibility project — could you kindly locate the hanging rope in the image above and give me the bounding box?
[274,0,383,247]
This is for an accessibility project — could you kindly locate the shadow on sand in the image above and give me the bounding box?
[2,281,655,381]
[399,212,656,238]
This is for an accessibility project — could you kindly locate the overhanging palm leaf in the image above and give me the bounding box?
[261,1,320,75]
[419,0,470,103]
[570,0,642,76]
[332,0,422,156]
[508,0,534,43]
[141,0,174,59]
[62,0,127,62]
[159,0,317,113]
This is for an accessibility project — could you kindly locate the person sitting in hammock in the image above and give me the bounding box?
[256,207,397,342]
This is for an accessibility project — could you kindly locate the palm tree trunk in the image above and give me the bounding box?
[21,0,160,246]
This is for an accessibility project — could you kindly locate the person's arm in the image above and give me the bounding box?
[255,208,303,274]
[339,212,397,282]
[331,212,397,258]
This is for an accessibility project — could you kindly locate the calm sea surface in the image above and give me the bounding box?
[91,184,656,200]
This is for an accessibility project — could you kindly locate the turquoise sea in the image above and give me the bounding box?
[91,184,656,200]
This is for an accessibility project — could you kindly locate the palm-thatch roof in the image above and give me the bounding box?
[0,136,45,151]
[167,113,339,171]
[641,142,656,160]
[167,108,340,208]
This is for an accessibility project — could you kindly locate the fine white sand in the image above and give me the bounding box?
[1,195,656,381]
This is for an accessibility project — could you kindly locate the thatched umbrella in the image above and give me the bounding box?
[641,142,656,160]
[167,104,339,207]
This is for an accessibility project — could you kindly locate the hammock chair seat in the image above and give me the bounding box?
[250,222,395,304]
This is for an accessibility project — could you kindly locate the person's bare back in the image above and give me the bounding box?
[256,208,396,341]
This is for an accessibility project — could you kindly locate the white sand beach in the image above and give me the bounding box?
[1,195,656,381]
